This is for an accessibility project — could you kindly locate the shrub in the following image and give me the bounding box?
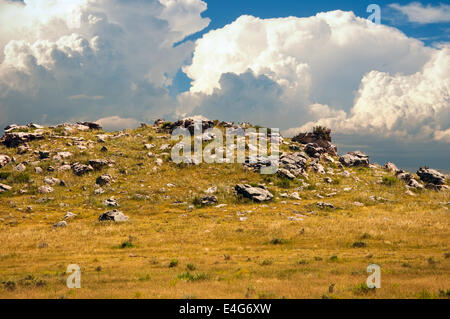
[269,238,287,245]
[177,272,209,282]
[352,241,367,248]
[313,126,331,142]
[186,264,196,271]
[169,259,179,268]
[352,283,374,296]
[382,176,398,186]
[120,241,134,249]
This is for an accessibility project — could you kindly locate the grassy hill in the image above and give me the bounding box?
[0,122,449,299]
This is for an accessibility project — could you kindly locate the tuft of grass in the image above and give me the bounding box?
[177,272,209,282]
[352,283,374,296]
[186,264,196,271]
[382,176,398,186]
[269,238,288,245]
[260,259,273,266]
[352,241,367,248]
[120,241,135,249]
[169,259,179,268]
[416,289,436,299]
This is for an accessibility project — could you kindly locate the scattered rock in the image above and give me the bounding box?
[14,163,26,172]
[39,150,50,159]
[407,178,424,190]
[200,196,218,206]
[98,210,129,222]
[292,129,337,156]
[0,154,11,168]
[53,221,67,228]
[384,162,399,173]
[96,174,114,186]
[205,186,217,194]
[89,159,109,170]
[0,183,12,193]
[38,186,54,194]
[43,177,60,186]
[339,151,370,167]
[17,145,29,154]
[235,184,273,202]
[64,212,77,220]
[317,202,335,209]
[71,163,94,176]
[103,198,119,207]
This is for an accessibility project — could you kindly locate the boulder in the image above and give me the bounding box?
[98,210,129,222]
[339,151,370,167]
[395,170,413,182]
[71,163,94,176]
[305,143,326,158]
[417,167,446,186]
[0,154,11,168]
[235,184,273,202]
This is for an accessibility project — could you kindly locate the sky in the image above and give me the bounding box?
[0,0,449,170]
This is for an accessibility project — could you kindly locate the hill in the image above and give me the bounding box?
[0,120,449,299]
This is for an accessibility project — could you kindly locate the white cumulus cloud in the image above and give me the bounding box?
[0,0,210,130]
[389,2,450,24]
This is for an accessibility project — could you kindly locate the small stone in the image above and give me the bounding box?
[64,212,77,220]
[14,163,26,172]
[96,174,113,186]
[53,221,67,228]
[98,210,129,222]
[38,186,54,194]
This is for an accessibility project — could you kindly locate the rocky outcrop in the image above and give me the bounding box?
[292,129,337,156]
[2,132,44,147]
[76,121,102,130]
[98,210,129,222]
[417,167,447,190]
[156,118,215,134]
[235,184,273,202]
[339,151,370,167]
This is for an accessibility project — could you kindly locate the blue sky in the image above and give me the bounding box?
[171,0,450,95]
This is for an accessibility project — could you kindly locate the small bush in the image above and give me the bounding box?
[382,176,398,186]
[169,260,179,268]
[186,264,196,271]
[11,173,31,184]
[0,172,11,180]
[352,241,367,248]
[177,272,209,282]
[329,255,339,262]
[269,238,287,245]
[352,283,374,296]
[120,241,134,249]
[261,259,273,266]
[276,178,291,189]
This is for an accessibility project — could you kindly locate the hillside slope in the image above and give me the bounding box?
[0,121,449,299]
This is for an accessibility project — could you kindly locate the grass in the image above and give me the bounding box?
[0,125,448,299]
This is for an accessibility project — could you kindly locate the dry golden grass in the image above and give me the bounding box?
[0,125,449,299]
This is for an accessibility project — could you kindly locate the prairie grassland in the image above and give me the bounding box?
[0,126,449,299]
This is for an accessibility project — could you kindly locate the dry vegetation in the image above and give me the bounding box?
[0,125,449,299]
